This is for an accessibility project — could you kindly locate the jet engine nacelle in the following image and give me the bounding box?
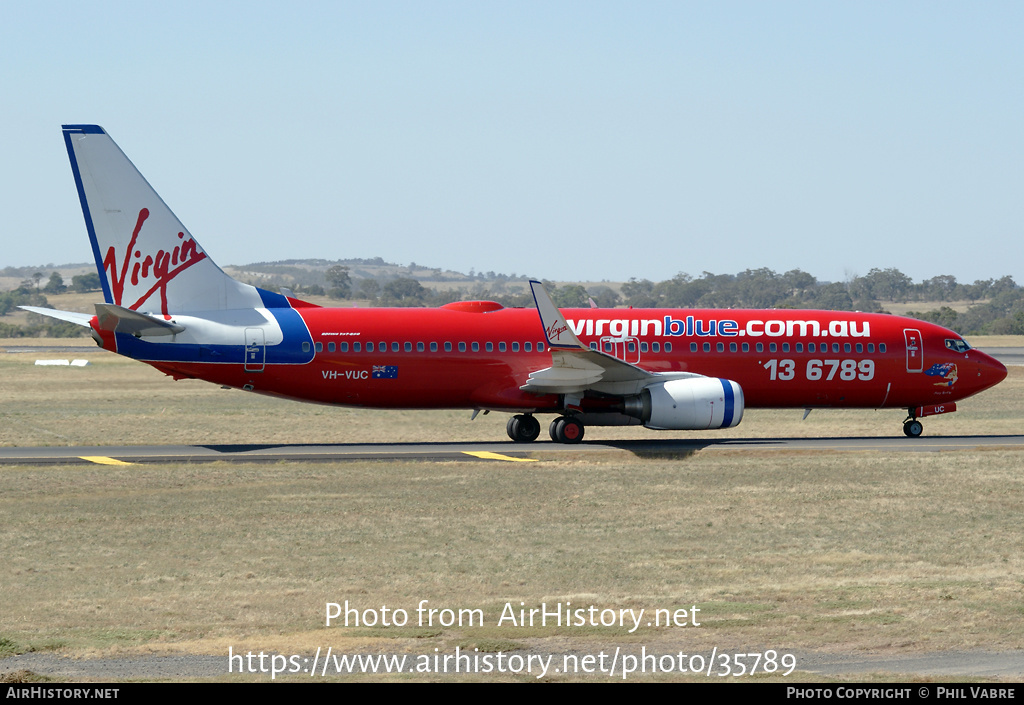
[623,377,744,430]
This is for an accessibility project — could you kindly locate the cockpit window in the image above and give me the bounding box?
[945,338,971,353]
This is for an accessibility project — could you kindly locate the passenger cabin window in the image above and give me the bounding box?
[315,342,323,352]
[512,342,520,352]
[459,342,466,352]
[328,342,336,352]
[445,342,452,352]
[366,342,374,352]
[690,343,697,352]
[663,343,670,352]
[430,342,438,352]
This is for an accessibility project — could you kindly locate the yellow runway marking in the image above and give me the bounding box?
[79,456,135,466]
[462,451,538,463]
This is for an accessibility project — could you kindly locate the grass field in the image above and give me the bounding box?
[0,340,1022,681]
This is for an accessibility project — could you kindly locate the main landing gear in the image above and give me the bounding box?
[506,414,541,443]
[505,414,585,443]
[549,416,585,444]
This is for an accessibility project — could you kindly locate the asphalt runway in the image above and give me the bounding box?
[2,435,1023,466]
[981,346,1024,366]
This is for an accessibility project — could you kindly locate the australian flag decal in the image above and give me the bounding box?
[372,365,398,379]
[924,362,957,387]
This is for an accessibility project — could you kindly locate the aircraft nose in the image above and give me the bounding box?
[973,349,1008,391]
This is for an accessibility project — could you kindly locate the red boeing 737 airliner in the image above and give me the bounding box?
[26,125,1007,443]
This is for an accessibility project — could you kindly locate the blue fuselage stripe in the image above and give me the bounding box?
[114,308,314,364]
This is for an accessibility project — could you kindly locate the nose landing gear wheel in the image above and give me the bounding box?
[903,419,923,437]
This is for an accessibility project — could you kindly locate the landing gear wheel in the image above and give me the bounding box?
[903,419,923,437]
[549,416,584,444]
[506,414,540,442]
[559,418,584,444]
[549,417,565,442]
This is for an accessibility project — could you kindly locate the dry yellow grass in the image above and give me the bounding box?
[1,336,1023,681]
[0,450,1021,665]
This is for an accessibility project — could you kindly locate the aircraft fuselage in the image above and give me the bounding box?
[100,303,1005,415]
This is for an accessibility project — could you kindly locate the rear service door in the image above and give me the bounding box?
[245,328,266,372]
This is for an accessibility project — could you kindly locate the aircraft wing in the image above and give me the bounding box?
[522,281,700,396]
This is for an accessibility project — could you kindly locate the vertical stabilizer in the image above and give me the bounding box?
[62,125,264,314]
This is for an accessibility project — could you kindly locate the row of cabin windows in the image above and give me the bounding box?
[591,340,887,354]
[302,341,546,354]
[690,341,886,354]
[302,340,888,355]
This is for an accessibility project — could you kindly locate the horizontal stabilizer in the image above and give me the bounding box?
[20,306,93,327]
[94,303,185,337]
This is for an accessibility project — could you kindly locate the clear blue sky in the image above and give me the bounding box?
[2,1,1022,285]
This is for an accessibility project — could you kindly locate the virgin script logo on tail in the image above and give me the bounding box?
[102,208,207,315]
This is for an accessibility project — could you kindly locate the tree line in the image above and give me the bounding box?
[4,266,1024,337]
[299,265,1024,336]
